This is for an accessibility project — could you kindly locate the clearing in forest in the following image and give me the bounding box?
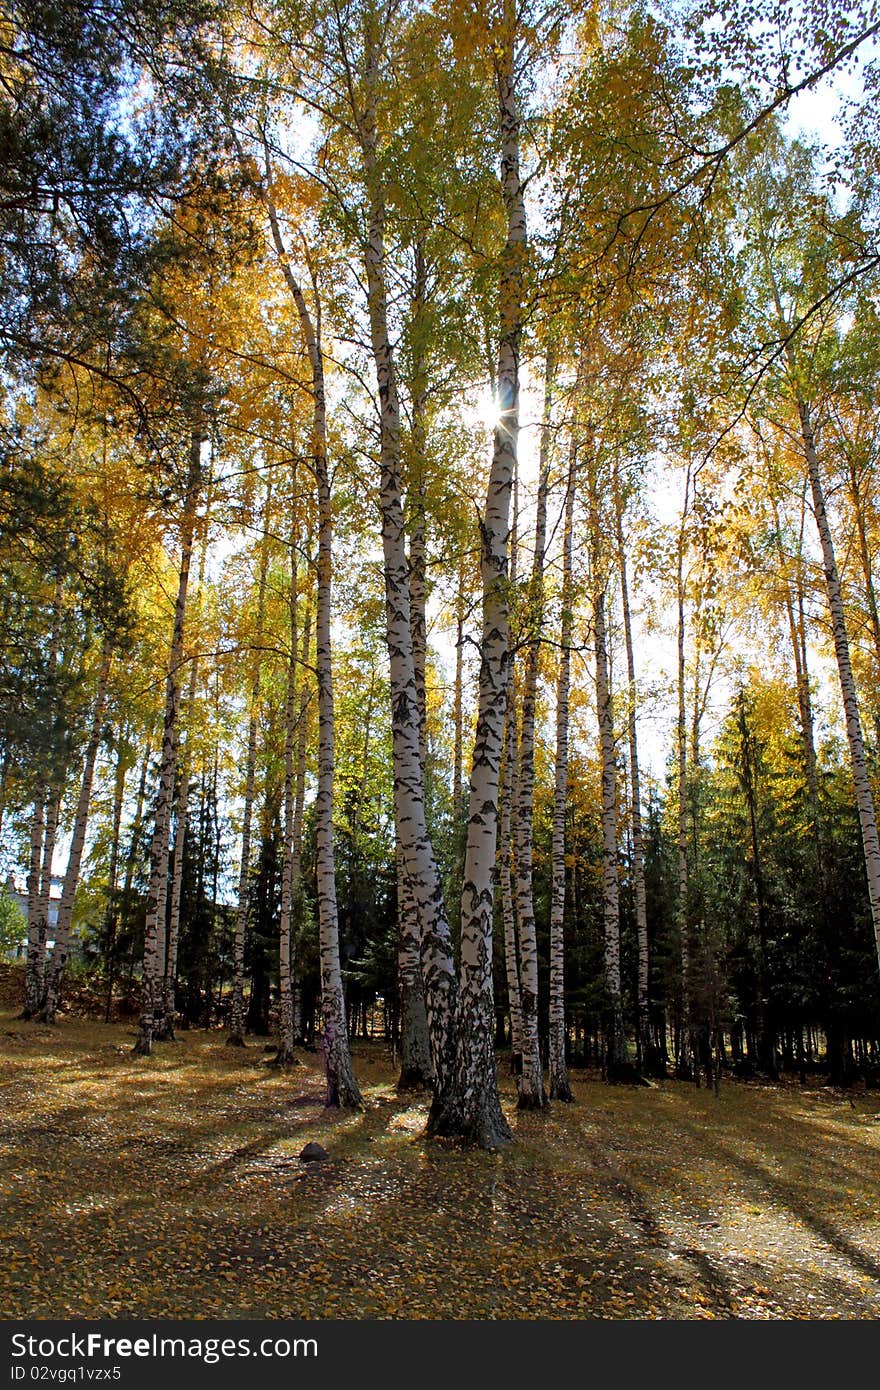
[3,1011,880,1320]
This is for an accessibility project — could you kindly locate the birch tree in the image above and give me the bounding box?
[227,478,272,1046]
[133,430,202,1056]
[429,0,528,1146]
[746,144,880,981]
[40,648,112,1024]
[512,354,554,1108]
[548,440,576,1101]
[262,172,361,1106]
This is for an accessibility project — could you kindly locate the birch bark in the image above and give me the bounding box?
[227,484,272,1045]
[500,677,523,1063]
[102,731,127,1020]
[797,395,880,972]
[41,649,111,1023]
[23,789,47,1018]
[290,598,312,1044]
[158,513,210,1042]
[133,431,200,1055]
[264,182,360,1105]
[429,15,523,1146]
[675,461,692,1073]
[37,787,60,983]
[23,571,63,1015]
[613,467,656,1072]
[274,505,303,1068]
[501,445,522,1066]
[549,443,576,1101]
[588,459,627,1073]
[355,29,456,1102]
[396,252,434,1090]
[766,469,823,842]
[513,354,554,1108]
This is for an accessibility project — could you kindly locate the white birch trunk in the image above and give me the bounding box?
[159,655,198,1040]
[586,438,628,1073]
[23,579,63,1016]
[158,516,209,1042]
[357,48,456,1102]
[500,680,523,1062]
[274,506,301,1068]
[41,650,111,1023]
[430,19,523,1146]
[513,355,554,1108]
[227,484,272,1046]
[676,468,691,1070]
[265,181,360,1105]
[767,477,822,841]
[797,396,880,972]
[549,443,576,1102]
[614,468,654,1072]
[161,759,188,1040]
[23,789,46,1018]
[102,733,127,1021]
[314,406,361,1106]
[396,335,434,1089]
[32,789,61,1006]
[133,432,200,1055]
[453,563,465,831]
[846,455,880,678]
[290,598,312,1043]
[594,580,627,1072]
[500,458,522,1065]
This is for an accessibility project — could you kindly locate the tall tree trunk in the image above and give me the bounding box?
[356,38,456,1104]
[430,16,523,1147]
[38,785,60,968]
[41,648,111,1023]
[448,560,468,954]
[500,673,523,1064]
[846,451,880,678]
[513,352,554,1109]
[676,460,692,1073]
[102,728,128,1021]
[159,659,196,1041]
[24,774,63,1018]
[290,597,312,1044]
[226,483,272,1045]
[396,840,433,1087]
[23,578,63,1017]
[120,737,151,1002]
[549,442,576,1102]
[594,581,627,1073]
[122,738,151,909]
[797,395,880,975]
[274,502,303,1068]
[133,432,200,1056]
[23,788,47,1018]
[766,467,823,847]
[158,513,210,1043]
[313,377,361,1107]
[453,560,466,832]
[396,246,434,1090]
[499,459,521,1067]
[265,179,360,1106]
[0,745,9,843]
[33,775,63,1014]
[735,691,776,1075]
[588,444,627,1075]
[614,465,656,1073]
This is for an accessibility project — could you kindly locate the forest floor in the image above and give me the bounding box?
[3,996,880,1318]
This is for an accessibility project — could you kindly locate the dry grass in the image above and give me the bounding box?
[3,993,880,1319]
